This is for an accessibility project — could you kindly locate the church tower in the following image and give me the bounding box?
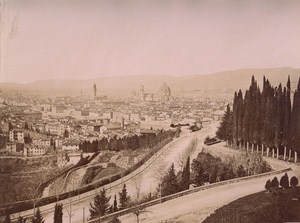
[93,83,97,100]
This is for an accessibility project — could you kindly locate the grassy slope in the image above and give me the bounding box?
[203,187,300,223]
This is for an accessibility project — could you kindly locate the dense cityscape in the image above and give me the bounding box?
[1,0,300,222]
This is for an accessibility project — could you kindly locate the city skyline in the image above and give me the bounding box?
[0,0,300,83]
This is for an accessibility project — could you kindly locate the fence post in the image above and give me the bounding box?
[267,147,269,157]
[261,144,264,156]
[284,146,287,160]
[276,147,279,159]
[295,151,298,163]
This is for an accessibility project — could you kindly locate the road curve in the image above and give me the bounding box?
[118,148,299,222]
[11,126,210,222]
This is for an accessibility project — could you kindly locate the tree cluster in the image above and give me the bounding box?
[191,152,270,186]
[265,174,299,192]
[217,76,300,152]
[160,158,191,197]
[80,129,179,153]
[89,184,132,220]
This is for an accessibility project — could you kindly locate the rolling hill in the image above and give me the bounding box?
[0,67,299,97]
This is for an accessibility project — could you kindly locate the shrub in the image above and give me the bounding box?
[265,179,272,192]
[280,173,289,189]
[271,177,279,191]
[290,176,299,188]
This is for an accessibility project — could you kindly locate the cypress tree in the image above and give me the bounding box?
[251,86,262,145]
[261,79,269,145]
[282,76,292,147]
[225,109,233,144]
[113,195,118,212]
[233,92,239,146]
[237,90,244,145]
[53,203,63,223]
[181,156,190,190]
[242,90,251,144]
[216,104,231,141]
[291,78,300,151]
[219,76,294,152]
[89,188,111,219]
[118,184,131,210]
[265,86,276,146]
[161,163,179,196]
[275,84,284,148]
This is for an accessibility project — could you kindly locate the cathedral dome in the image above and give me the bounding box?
[159,82,171,101]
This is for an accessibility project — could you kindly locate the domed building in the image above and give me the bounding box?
[158,82,171,101]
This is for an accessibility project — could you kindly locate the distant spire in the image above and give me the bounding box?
[93,83,97,99]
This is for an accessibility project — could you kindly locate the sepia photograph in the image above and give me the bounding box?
[0,0,300,222]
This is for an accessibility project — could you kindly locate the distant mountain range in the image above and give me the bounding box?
[0,67,299,97]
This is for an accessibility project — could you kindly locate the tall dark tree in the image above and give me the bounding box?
[216,104,232,142]
[161,163,180,196]
[274,84,284,148]
[89,188,111,219]
[291,78,300,151]
[113,195,118,212]
[242,90,251,144]
[231,90,244,147]
[232,92,239,146]
[251,87,262,145]
[53,203,63,223]
[181,156,190,190]
[282,76,291,147]
[118,184,131,210]
[237,90,244,145]
[217,76,295,151]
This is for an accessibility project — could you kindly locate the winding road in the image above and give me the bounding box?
[118,144,299,223]
[11,124,214,222]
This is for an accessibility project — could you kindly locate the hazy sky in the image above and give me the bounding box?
[1,0,300,83]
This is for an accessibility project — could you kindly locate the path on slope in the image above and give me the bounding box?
[118,149,299,222]
[65,126,209,223]
[12,125,214,222]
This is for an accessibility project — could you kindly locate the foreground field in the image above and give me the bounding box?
[203,187,300,223]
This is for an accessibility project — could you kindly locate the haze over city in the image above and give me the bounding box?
[1,0,300,83]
